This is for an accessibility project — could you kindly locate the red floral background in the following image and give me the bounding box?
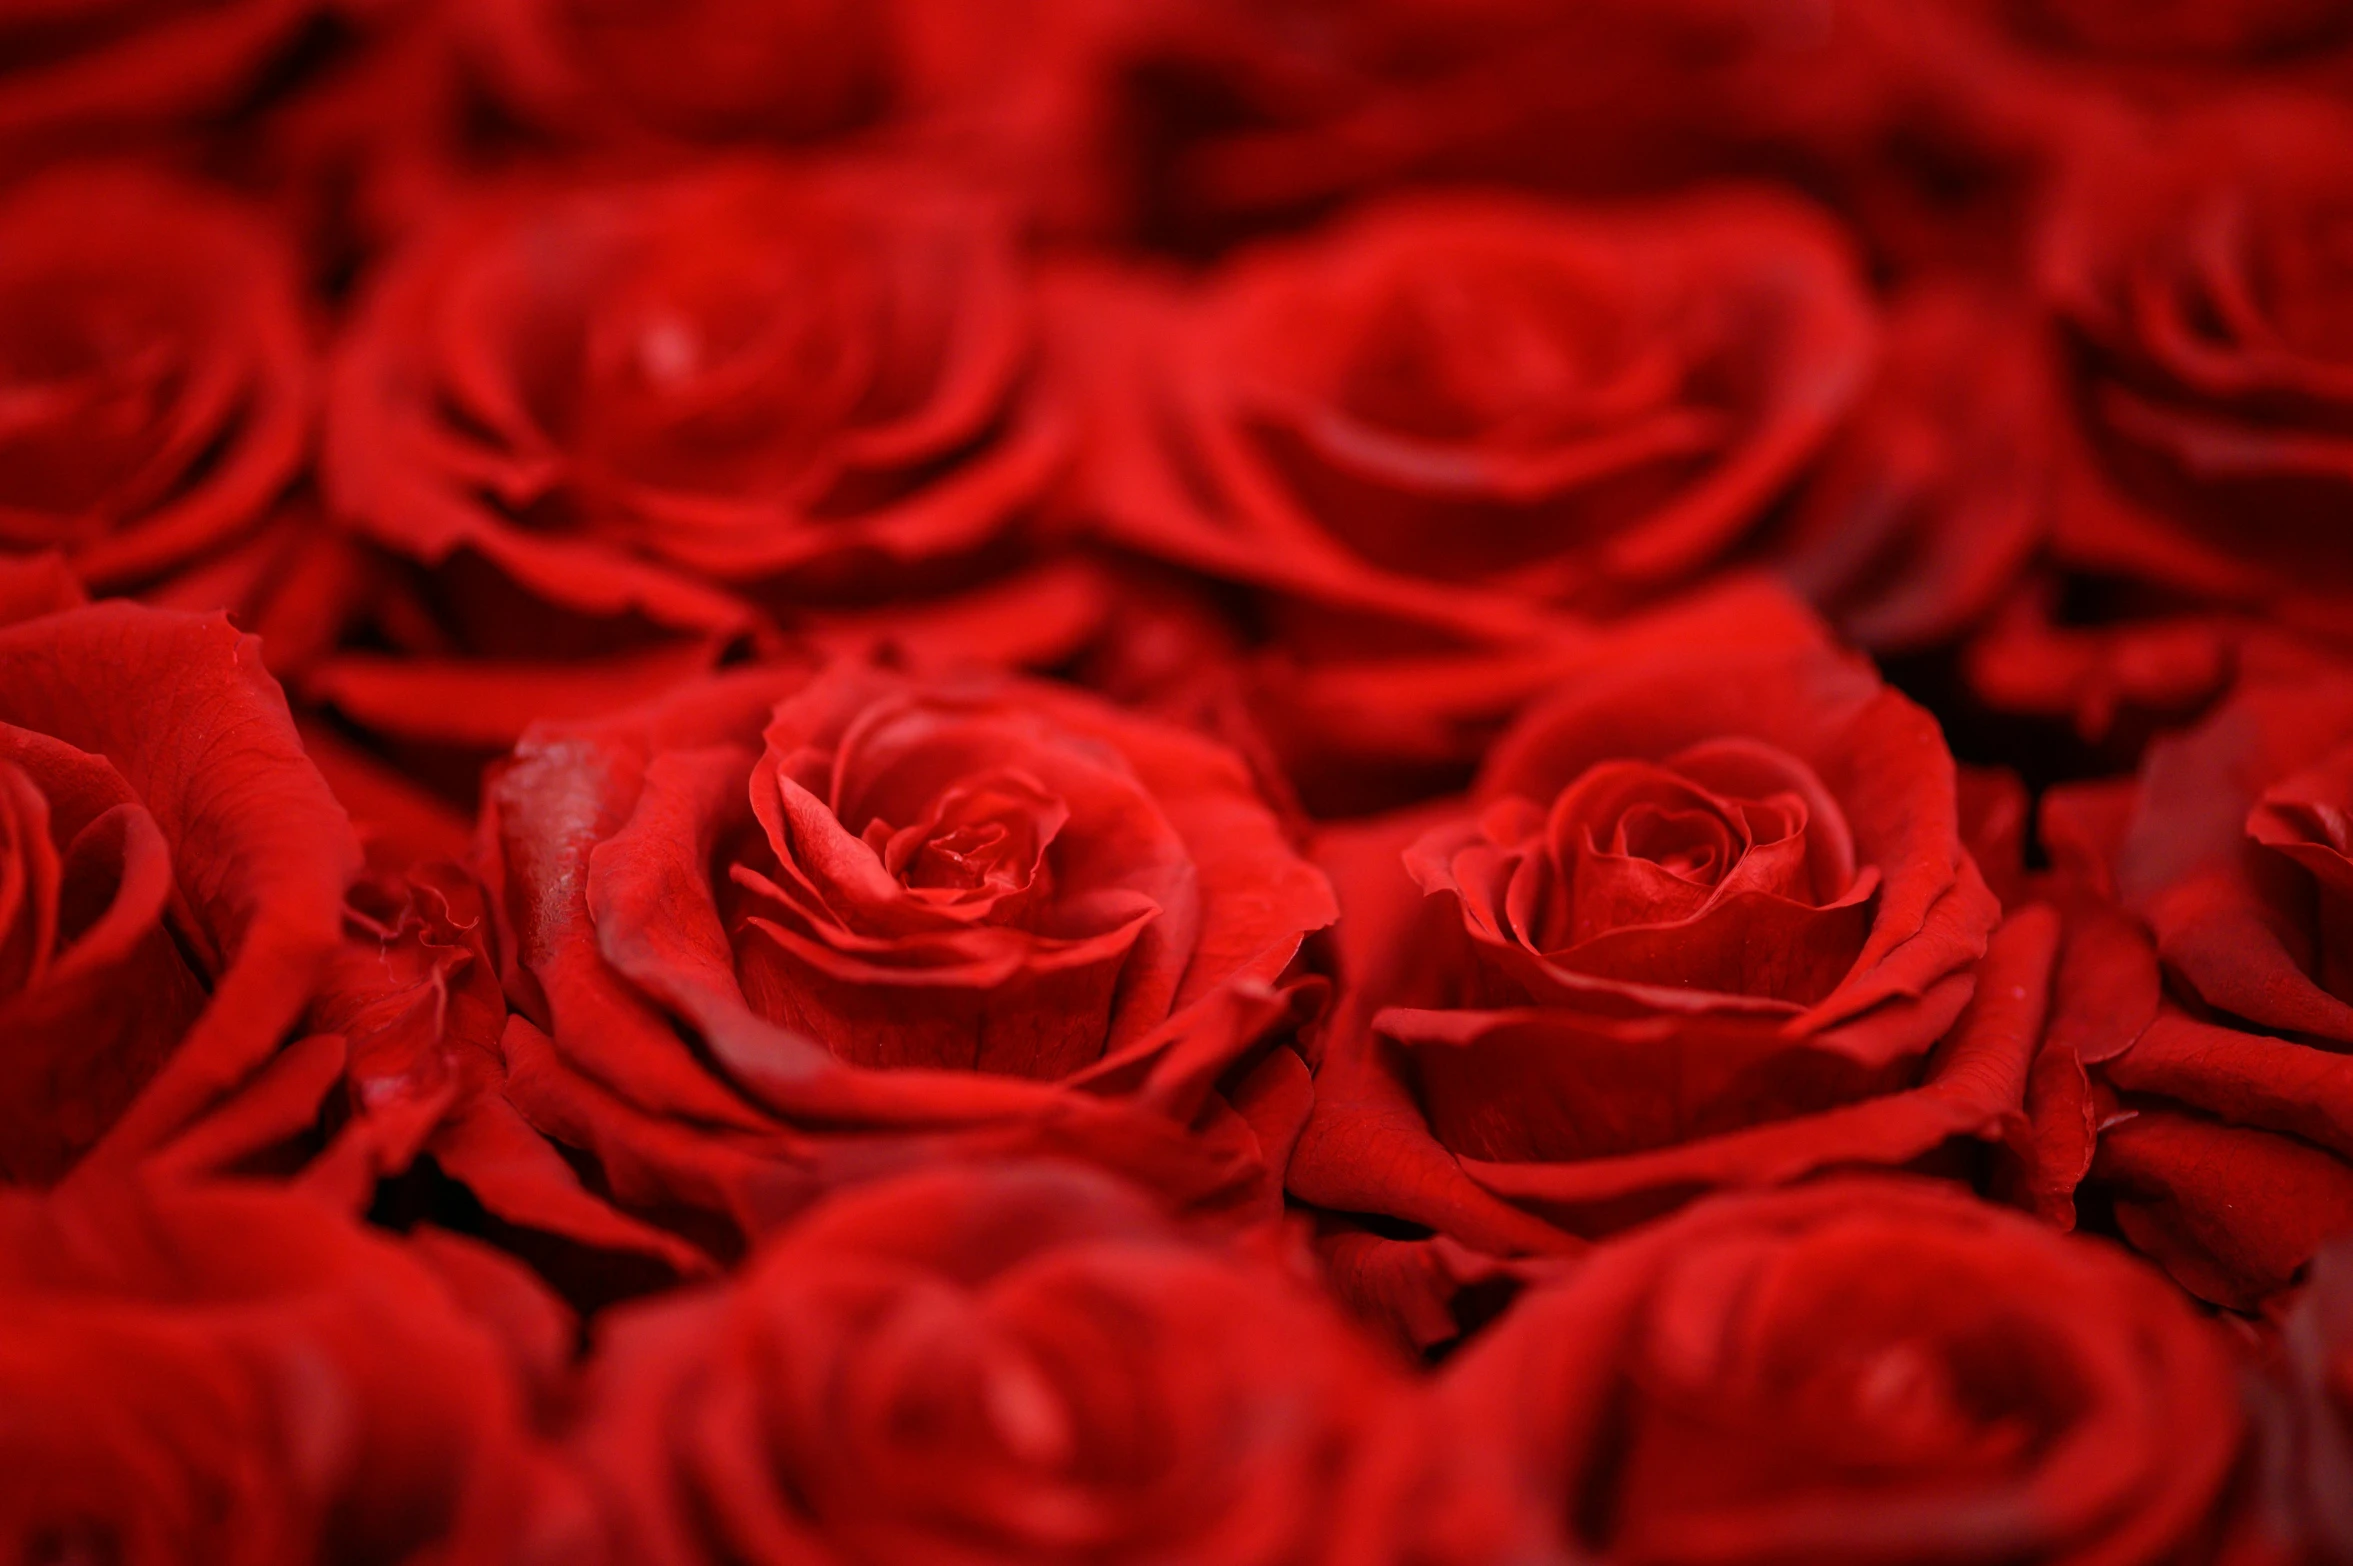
[6,2,2353,1560]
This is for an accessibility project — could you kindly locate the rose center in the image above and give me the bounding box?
[1338,258,1650,450]
[857,769,1068,920]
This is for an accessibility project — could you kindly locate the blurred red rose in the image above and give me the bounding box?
[1967,96,2353,741]
[466,657,1334,1261]
[1434,1178,2249,1566]
[1288,597,2012,1345]
[567,1161,1448,1566]
[1771,278,2053,657]
[0,164,351,662]
[1071,186,1873,633]
[0,1175,566,1566]
[0,591,359,1188]
[320,158,1092,754]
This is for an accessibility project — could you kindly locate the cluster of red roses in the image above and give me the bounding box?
[8,0,2353,1561]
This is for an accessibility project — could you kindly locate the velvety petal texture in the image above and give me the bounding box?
[1287,593,2007,1344]
[472,657,1335,1263]
[2056,667,2353,1309]
[0,601,359,1186]
[1435,1177,2248,1566]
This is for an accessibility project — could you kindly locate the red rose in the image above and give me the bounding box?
[306,859,712,1294]
[1074,186,1873,632]
[1771,279,2052,657]
[0,0,320,154]
[0,166,326,634]
[471,657,1335,1260]
[568,1161,1431,1566]
[0,1176,560,1565]
[1288,597,2010,1344]
[320,159,1089,751]
[1973,97,2353,740]
[1434,1178,2248,1566]
[0,595,359,1187]
[2048,668,2353,1309]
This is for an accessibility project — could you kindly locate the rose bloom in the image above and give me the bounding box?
[462,656,1334,1262]
[0,1175,565,1566]
[1074,186,1873,629]
[1059,187,1874,817]
[0,0,320,156]
[1959,95,2353,742]
[321,157,1095,754]
[1433,1178,2251,1566]
[1288,596,2017,1345]
[0,164,349,662]
[567,1161,1450,1566]
[2039,667,2353,1311]
[0,583,359,1189]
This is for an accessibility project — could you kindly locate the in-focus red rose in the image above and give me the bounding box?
[0,0,320,155]
[1073,186,1874,634]
[0,165,331,635]
[0,594,359,1187]
[1969,96,2353,739]
[320,158,1093,753]
[568,1160,1440,1566]
[2044,669,2353,1310]
[1434,1178,2248,1566]
[1288,596,2011,1345]
[469,657,1335,1262]
[0,1175,563,1566]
